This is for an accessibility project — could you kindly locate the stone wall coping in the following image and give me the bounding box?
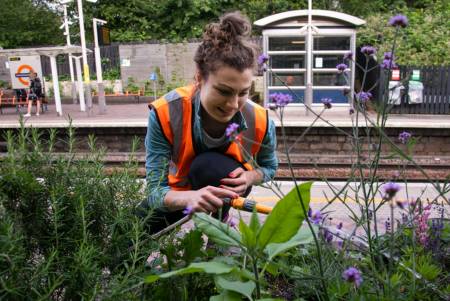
[2,120,450,129]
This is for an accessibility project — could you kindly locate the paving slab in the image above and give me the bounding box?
[1,103,450,129]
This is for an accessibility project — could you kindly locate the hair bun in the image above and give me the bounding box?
[219,12,251,40]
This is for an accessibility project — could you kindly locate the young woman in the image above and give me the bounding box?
[143,11,278,233]
[24,72,42,117]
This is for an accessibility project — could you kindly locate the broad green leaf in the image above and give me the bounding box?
[193,213,241,247]
[210,290,242,301]
[215,275,256,301]
[145,261,234,283]
[257,182,312,249]
[265,224,317,260]
[256,299,285,301]
[239,219,256,250]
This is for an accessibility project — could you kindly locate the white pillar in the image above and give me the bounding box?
[49,55,62,116]
[93,18,107,114]
[304,0,313,115]
[74,56,86,111]
[77,0,93,116]
[63,4,77,104]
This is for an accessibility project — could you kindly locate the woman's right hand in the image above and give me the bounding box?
[165,186,239,213]
[185,186,239,213]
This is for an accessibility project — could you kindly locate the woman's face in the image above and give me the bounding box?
[199,66,253,124]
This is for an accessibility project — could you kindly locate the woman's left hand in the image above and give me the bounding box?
[219,167,255,196]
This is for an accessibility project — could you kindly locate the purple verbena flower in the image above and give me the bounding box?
[361,46,377,56]
[381,59,398,70]
[389,14,408,28]
[398,131,412,144]
[321,98,332,109]
[225,123,239,138]
[356,91,372,102]
[396,200,408,210]
[337,222,343,230]
[322,228,333,243]
[342,267,363,287]
[308,209,323,225]
[257,54,269,65]
[349,108,355,115]
[183,205,194,215]
[269,92,293,108]
[384,52,394,60]
[382,182,401,199]
[336,63,348,73]
[344,52,353,61]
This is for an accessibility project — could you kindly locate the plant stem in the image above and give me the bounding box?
[252,257,261,299]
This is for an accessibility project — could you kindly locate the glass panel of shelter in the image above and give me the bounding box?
[267,35,352,105]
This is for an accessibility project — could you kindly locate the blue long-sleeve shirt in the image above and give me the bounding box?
[145,95,278,210]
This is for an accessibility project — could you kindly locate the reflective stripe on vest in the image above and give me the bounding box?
[150,85,268,191]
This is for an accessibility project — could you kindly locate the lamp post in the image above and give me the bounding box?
[93,18,107,114]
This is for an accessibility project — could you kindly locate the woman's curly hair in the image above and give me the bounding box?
[194,11,259,80]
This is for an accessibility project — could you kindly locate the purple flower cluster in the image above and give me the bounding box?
[269,92,293,108]
[361,46,377,56]
[381,52,398,69]
[183,205,194,215]
[398,131,412,144]
[382,182,401,199]
[322,228,333,243]
[336,63,348,73]
[342,267,363,287]
[389,14,408,28]
[344,52,353,61]
[257,54,269,72]
[308,208,323,225]
[356,91,372,102]
[225,123,240,138]
[321,98,332,109]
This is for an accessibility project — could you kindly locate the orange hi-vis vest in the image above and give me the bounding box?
[149,85,268,191]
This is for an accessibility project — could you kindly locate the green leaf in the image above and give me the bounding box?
[257,182,312,249]
[215,275,256,301]
[265,224,317,260]
[249,209,260,233]
[210,290,242,301]
[181,229,204,264]
[144,261,234,283]
[239,219,256,250]
[193,213,242,247]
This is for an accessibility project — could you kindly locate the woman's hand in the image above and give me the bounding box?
[219,167,262,196]
[165,186,239,213]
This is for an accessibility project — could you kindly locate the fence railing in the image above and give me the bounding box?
[380,65,450,115]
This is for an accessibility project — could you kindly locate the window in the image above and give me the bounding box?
[269,73,305,86]
[269,37,305,51]
[313,36,350,50]
[271,55,305,69]
[313,54,345,68]
[313,73,347,86]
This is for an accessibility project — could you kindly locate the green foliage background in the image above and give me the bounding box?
[0,0,448,65]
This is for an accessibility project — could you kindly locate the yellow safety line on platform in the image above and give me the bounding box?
[251,196,385,204]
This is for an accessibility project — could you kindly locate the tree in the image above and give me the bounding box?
[0,0,63,48]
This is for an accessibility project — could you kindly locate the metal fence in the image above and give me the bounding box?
[41,44,120,79]
[380,65,450,115]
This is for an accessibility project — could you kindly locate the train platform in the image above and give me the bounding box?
[1,102,450,129]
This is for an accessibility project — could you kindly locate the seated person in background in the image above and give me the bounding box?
[24,72,43,117]
[141,11,278,234]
